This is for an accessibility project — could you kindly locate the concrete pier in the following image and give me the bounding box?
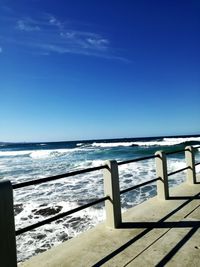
[21,176,200,267]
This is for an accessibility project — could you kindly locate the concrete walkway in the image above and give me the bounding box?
[20,179,200,267]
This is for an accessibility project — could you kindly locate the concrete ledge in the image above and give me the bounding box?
[20,180,200,267]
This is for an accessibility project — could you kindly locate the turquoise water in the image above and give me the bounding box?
[0,135,200,262]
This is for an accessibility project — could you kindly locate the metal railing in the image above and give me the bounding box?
[12,145,200,235]
[167,145,200,178]
[0,144,199,266]
[12,165,107,189]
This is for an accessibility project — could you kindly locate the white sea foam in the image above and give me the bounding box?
[0,147,90,159]
[12,155,197,263]
[76,143,84,146]
[134,137,200,147]
[0,150,32,157]
[91,137,200,148]
[1,137,199,262]
[91,142,137,147]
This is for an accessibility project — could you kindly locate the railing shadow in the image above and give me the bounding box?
[168,195,200,200]
[92,192,200,267]
[155,226,199,267]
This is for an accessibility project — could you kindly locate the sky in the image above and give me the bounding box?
[0,0,200,142]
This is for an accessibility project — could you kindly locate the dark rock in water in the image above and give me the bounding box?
[142,185,153,193]
[35,233,47,240]
[124,178,133,183]
[123,173,133,178]
[67,217,81,223]
[131,144,139,147]
[45,229,53,233]
[34,206,62,217]
[21,217,28,221]
[34,248,46,254]
[58,232,69,242]
[14,204,23,216]
[67,216,89,228]
[55,219,64,224]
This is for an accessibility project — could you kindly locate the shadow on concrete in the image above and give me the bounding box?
[155,227,199,267]
[120,221,200,229]
[168,196,200,200]
[92,192,200,267]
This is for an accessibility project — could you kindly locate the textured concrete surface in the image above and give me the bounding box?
[20,178,200,267]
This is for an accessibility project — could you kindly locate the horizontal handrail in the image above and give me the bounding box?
[12,145,200,190]
[120,177,161,195]
[166,148,188,155]
[117,155,158,166]
[195,162,200,166]
[12,165,107,189]
[167,166,189,177]
[166,145,200,156]
[16,196,109,236]
[13,144,200,237]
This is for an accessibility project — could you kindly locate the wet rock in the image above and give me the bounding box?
[14,204,23,216]
[142,186,152,193]
[45,229,53,233]
[34,206,62,217]
[35,233,46,240]
[21,217,28,221]
[55,219,64,224]
[58,232,69,242]
[34,248,46,254]
[123,174,132,178]
[67,217,81,223]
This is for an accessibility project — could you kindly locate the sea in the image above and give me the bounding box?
[0,135,200,262]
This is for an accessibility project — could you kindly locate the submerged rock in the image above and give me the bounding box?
[34,206,62,217]
[14,204,23,216]
[35,233,47,240]
[58,232,69,242]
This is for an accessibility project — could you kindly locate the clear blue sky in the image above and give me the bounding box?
[0,0,200,142]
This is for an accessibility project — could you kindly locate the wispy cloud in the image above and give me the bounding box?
[48,15,63,29]
[0,10,128,62]
[16,19,40,31]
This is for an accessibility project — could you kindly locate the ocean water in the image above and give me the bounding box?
[0,135,200,262]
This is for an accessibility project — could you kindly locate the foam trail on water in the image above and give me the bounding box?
[91,137,200,148]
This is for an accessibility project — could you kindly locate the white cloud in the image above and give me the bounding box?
[86,38,109,49]
[14,15,113,56]
[17,19,40,32]
[48,16,62,28]
[59,30,109,51]
[0,12,128,61]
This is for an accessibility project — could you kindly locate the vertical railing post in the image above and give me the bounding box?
[0,180,17,267]
[155,151,169,200]
[185,146,196,184]
[103,160,122,228]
